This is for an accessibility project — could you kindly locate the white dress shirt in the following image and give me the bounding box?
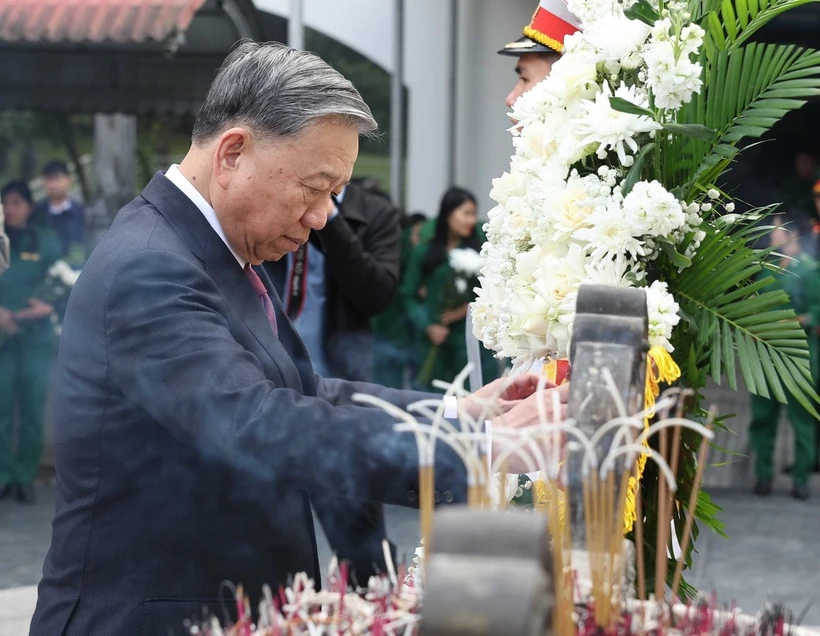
[165,164,246,268]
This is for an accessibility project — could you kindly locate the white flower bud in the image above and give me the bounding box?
[707,188,719,199]
[701,202,712,212]
[725,202,735,212]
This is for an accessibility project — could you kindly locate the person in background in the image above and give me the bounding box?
[0,202,8,274]
[749,219,820,501]
[33,160,86,265]
[265,180,402,583]
[265,181,401,383]
[0,180,62,504]
[373,211,427,389]
[402,187,499,391]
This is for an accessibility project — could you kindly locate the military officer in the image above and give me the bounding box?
[498,0,581,109]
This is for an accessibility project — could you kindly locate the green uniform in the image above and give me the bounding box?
[372,227,417,389]
[749,256,820,487]
[401,242,499,391]
[0,226,61,485]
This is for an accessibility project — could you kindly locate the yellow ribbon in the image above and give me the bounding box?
[532,347,681,533]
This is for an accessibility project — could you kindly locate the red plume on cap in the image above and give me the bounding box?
[523,0,582,53]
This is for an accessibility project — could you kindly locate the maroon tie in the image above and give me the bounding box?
[244,264,278,337]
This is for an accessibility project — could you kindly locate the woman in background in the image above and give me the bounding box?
[401,187,499,391]
[0,180,61,504]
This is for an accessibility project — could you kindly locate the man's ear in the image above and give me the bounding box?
[213,127,251,190]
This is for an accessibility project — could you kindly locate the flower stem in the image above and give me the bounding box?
[415,344,440,388]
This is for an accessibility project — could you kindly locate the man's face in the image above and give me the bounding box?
[505,53,557,110]
[211,118,358,265]
[45,173,71,200]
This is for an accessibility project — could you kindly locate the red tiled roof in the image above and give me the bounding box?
[0,0,207,44]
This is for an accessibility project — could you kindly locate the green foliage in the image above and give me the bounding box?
[667,214,818,415]
[705,0,820,50]
[665,44,820,198]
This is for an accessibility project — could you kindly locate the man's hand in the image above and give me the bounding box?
[497,383,570,429]
[458,373,553,419]
[0,306,17,334]
[490,384,570,473]
[14,299,54,322]
[440,304,468,326]
[426,324,450,346]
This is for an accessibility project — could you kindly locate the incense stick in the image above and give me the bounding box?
[671,416,715,600]
[419,464,434,544]
[655,424,670,601]
[635,468,646,601]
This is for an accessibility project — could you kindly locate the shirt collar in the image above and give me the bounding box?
[165,165,246,268]
[48,199,72,215]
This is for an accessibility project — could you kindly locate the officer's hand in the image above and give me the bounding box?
[14,298,53,322]
[0,306,17,334]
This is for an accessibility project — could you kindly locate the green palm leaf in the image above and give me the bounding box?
[664,44,820,196]
[705,0,820,49]
[668,221,818,415]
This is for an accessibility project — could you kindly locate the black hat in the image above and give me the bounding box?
[497,35,559,57]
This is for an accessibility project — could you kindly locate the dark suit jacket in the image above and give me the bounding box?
[266,184,401,382]
[29,173,465,636]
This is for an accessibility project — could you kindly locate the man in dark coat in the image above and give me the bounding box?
[265,182,401,384]
[29,42,556,635]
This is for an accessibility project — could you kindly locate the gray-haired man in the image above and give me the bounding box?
[30,42,563,634]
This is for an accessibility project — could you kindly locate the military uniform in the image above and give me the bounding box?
[0,225,61,487]
[749,255,820,494]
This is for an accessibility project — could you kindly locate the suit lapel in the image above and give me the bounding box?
[204,234,305,393]
[141,172,306,393]
[257,266,317,395]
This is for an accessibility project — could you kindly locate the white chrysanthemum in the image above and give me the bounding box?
[574,83,661,165]
[449,248,483,276]
[622,180,687,237]
[574,199,647,262]
[510,78,560,125]
[645,280,681,351]
[542,55,600,105]
[583,12,651,66]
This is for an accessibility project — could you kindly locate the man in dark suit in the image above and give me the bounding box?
[30,42,560,635]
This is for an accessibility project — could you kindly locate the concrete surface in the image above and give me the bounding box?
[1,478,819,635]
